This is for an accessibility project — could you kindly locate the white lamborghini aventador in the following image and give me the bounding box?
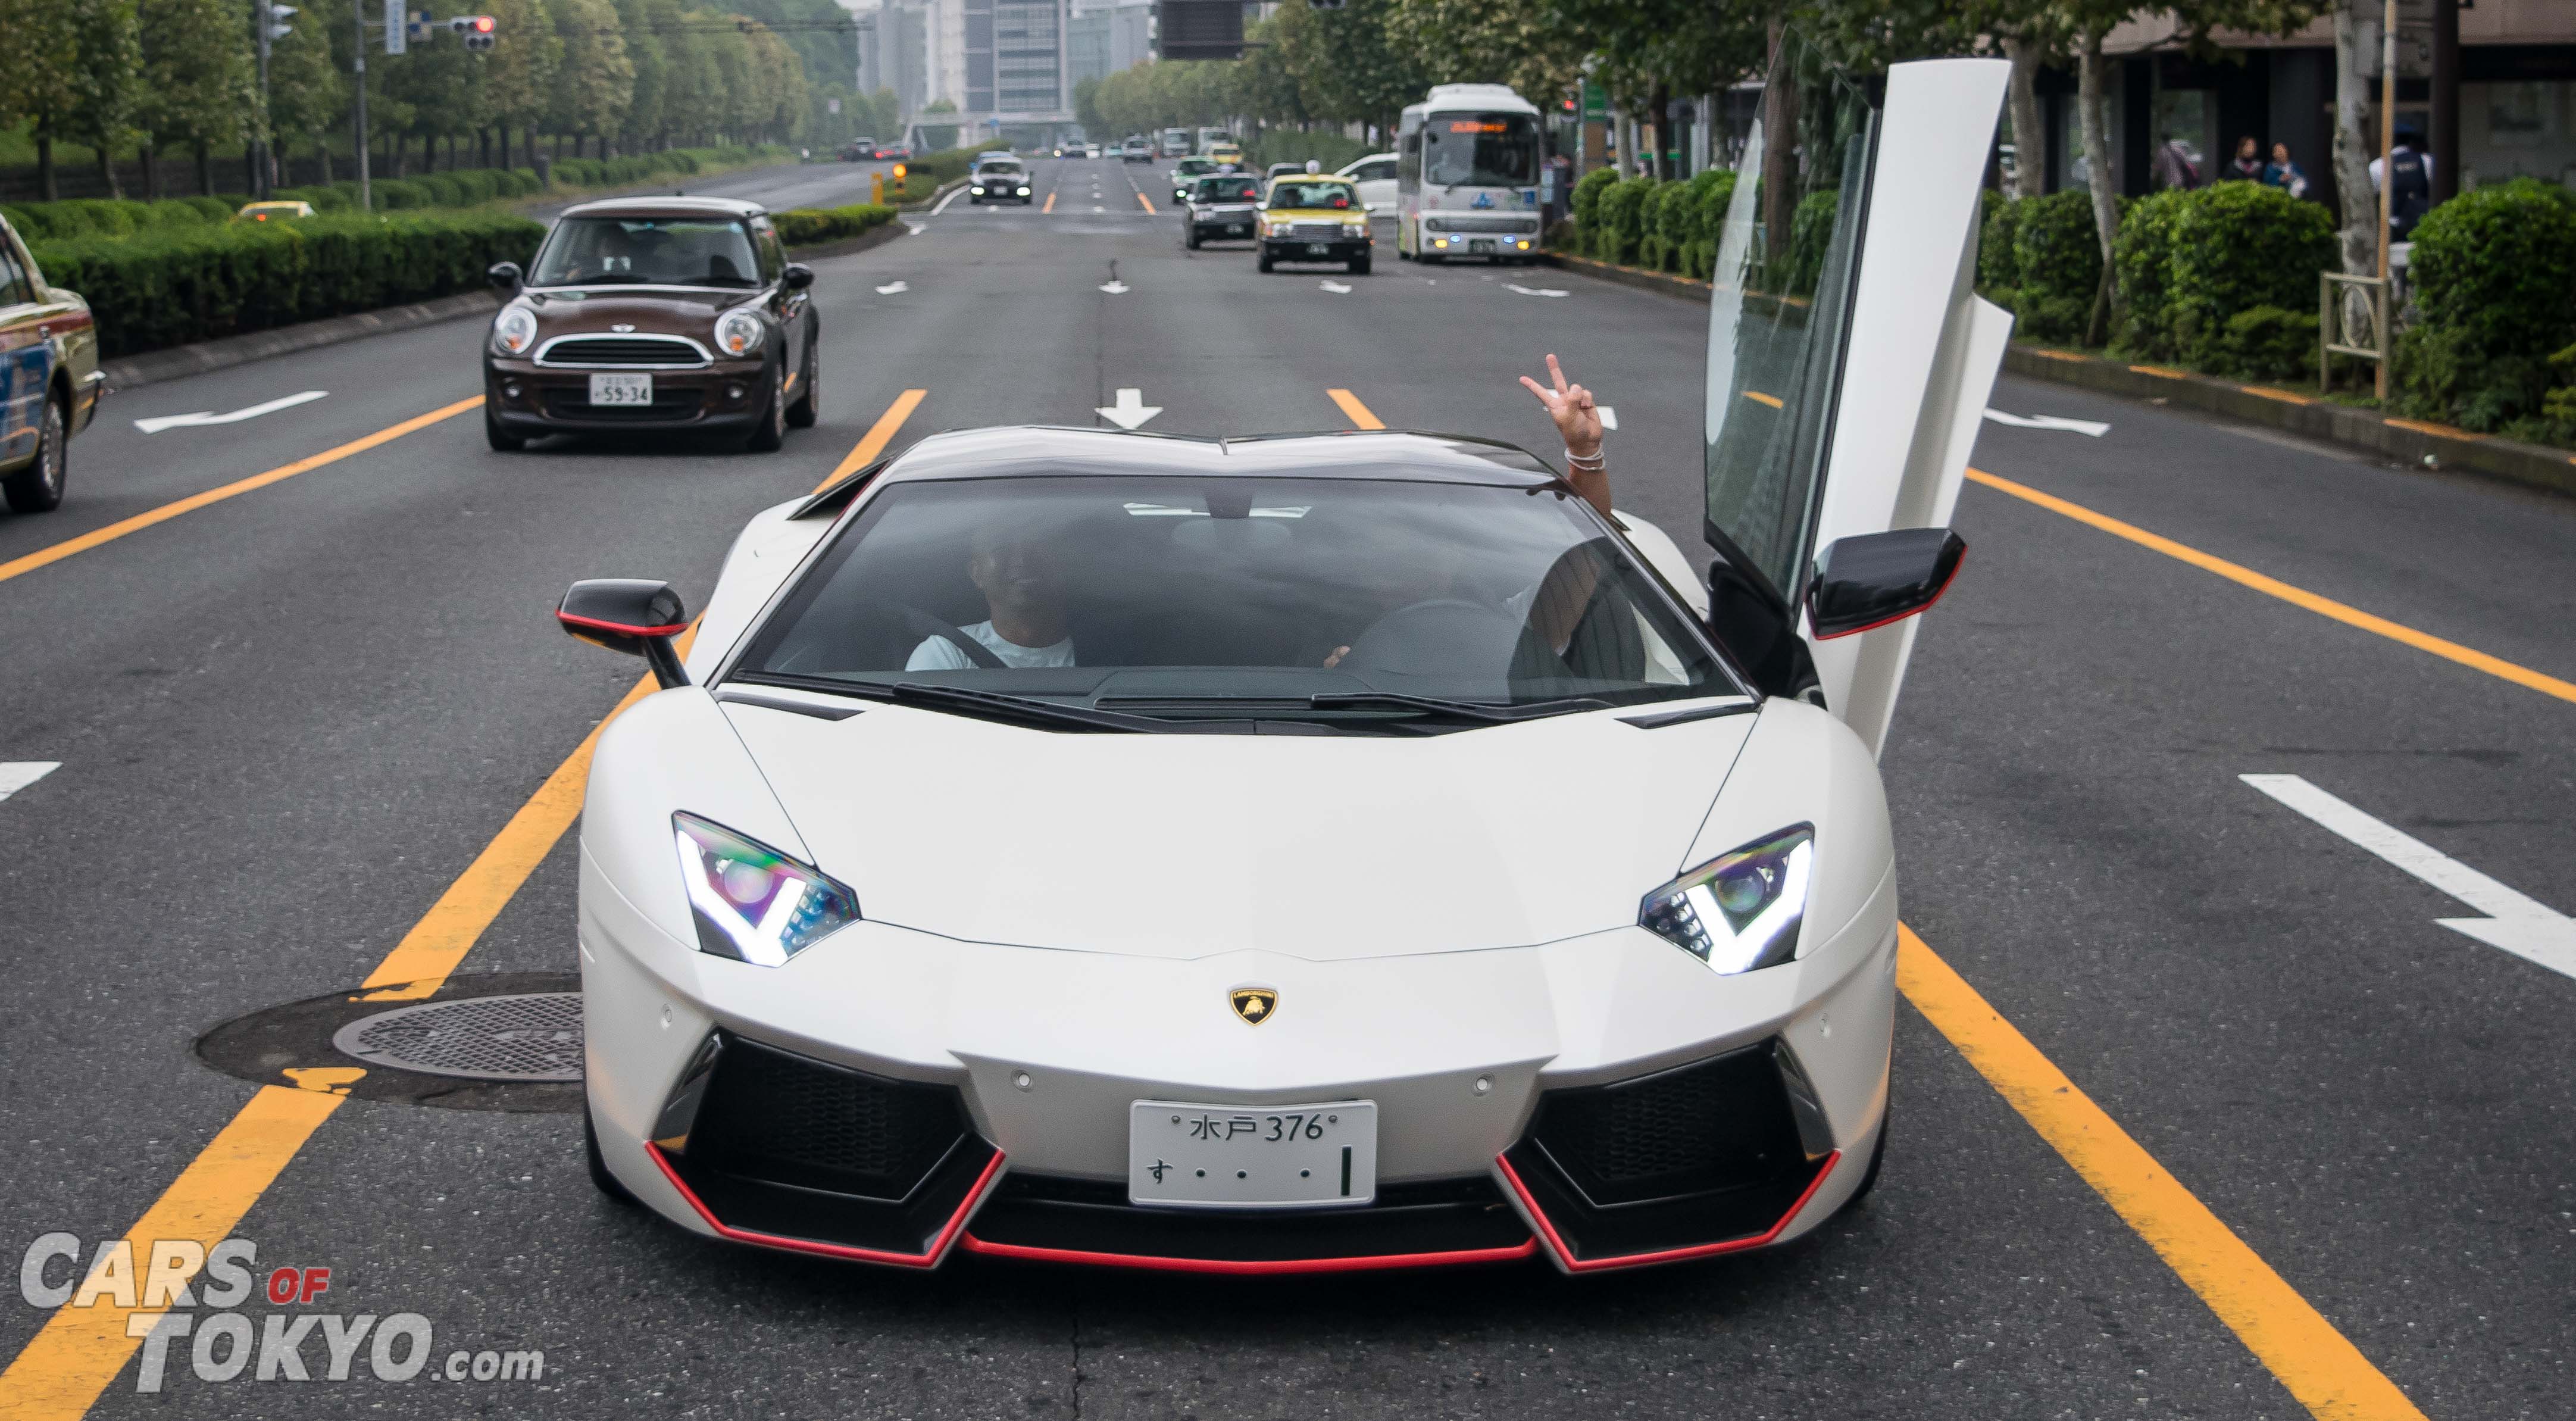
[564,51,2012,1274]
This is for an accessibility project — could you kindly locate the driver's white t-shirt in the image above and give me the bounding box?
[905,621,1076,672]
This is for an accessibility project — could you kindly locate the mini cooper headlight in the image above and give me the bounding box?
[1639,826,1814,975]
[490,305,537,357]
[673,813,857,966]
[715,307,765,357]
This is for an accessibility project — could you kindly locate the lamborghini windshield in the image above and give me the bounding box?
[733,475,1736,729]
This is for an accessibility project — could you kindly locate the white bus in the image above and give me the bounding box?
[1394,83,1545,264]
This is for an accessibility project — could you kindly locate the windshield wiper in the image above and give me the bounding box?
[742,676,1185,734]
[1305,692,1614,723]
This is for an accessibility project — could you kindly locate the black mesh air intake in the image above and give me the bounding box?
[684,1036,970,1201]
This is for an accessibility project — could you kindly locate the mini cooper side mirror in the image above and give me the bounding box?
[781,263,815,290]
[558,579,690,688]
[1807,528,1967,640]
[487,261,522,291]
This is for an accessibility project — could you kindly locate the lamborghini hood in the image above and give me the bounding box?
[721,701,1757,962]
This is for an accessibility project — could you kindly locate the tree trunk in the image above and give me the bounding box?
[2076,30,2120,344]
[316,139,332,185]
[2002,35,2047,200]
[479,129,492,169]
[97,144,123,199]
[498,123,510,169]
[142,145,160,198]
[2330,0,2378,277]
[196,139,215,196]
[1761,51,1797,284]
[36,126,58,202]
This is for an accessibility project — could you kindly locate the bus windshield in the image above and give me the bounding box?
[1424,113,1539,187]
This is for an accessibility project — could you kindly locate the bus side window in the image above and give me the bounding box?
[1398,119,1421,186]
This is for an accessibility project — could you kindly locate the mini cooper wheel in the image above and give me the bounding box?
[745,377,787,452]
[1,395,68,513]
[785,328,820,429]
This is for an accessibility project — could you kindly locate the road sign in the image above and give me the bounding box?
[384,0,405,54]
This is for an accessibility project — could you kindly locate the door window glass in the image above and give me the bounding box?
[1701,31,1880,602]
[0,242,30,306]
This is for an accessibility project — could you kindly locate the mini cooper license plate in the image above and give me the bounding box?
[1129,1100,1378,1208]
[589,372,652,406]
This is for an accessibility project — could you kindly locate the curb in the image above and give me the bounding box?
[100,291,505,391]
[97,224,912,392]
[898,177,970,213]
[1539,250,2576,501]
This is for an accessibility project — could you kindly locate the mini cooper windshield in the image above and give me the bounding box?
[529,217,764,288]
[734,474,1736,729]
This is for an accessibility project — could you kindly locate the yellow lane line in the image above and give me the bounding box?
[0,385,926,1413]
[1136,190,1156,214]
[1043,189,1056,214]
[0,1084,352,1421]
[1743,389,1784,408]
[0,396,484,587]
[1899,926,2427,1420]
[1965,467,2576,706]
[1326,389,1384,429]
[822,388,928,489]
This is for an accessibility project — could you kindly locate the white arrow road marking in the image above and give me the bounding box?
[1983,408,2110,437]
[133,391,328,435]
[874,280,909,295]
[1098,279,1130,293]
[0,762,60,802]
[905,221,926,236]
[930,186,969,215]
[1505,284,1568,298]
[1596,406,1618,431]
[1096,388,1162,430]
[2242,773,2576,982]
[1318,280,1352,294]
[1093,205,1108,214]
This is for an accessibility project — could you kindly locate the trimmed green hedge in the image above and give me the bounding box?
[1598,175,1655,267]
[2006,189,2103,343]
[1568,167,1618,254]
[27,211,542,359]
[772,203,897,246]
[2395,178,2576,433]
[2165,184,2336,376]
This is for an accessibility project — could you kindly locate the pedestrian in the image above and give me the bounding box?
[2263,141,2309,199]
[2225,136,2265,182]
[2368,124,2434,240]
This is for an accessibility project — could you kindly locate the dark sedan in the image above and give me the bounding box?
[481,197,817,452]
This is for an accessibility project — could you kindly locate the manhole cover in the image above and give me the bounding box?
[332,993,584,1082]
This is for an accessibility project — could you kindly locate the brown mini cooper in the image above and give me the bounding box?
[482,196,817,452]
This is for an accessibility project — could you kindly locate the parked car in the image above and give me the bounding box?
[233,199,316,223]
[1257,174,1371,275]
[1339,152,1398,211]
[1180,173,1262,248]
[480,197,817,453]
[969,157,1033,205]
[0,213,103,513]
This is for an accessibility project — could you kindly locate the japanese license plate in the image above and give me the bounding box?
[1129,1100,1378,1209]
[1305,242,1331,256]
[589,372,652,406]
[1470,238,1496,254]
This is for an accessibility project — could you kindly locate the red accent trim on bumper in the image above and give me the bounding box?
[1495,1149,1842,1273]
[956,1233,1539,1275]
[644,1143,1003,1269]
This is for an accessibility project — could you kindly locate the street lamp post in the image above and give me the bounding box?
[352,0,373,212]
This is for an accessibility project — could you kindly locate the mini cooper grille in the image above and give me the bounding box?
[1524,1045,1808,1208]
[538,336,708,367]
[685,1038,968,1201]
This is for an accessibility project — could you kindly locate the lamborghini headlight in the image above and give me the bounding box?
[715,307,765,357]
[490,304,537,357]
[673,813,857,966]
[1638,826,1813,974]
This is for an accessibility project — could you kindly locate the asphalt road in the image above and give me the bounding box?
[1,153,2569,1420]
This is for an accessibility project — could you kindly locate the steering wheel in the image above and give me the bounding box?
[1336,599,1527,680]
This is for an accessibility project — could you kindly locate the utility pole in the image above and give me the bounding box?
[2429,0,2459,204]
[2376,0,2394,401]
[352,0,372,211]
[255,0,273,197]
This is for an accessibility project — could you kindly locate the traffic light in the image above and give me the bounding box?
[452,14,496,49]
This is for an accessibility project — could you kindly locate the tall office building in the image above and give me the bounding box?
[1068,0,1153,89]
[849,0,930,121]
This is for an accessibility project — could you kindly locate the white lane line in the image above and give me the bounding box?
[1096,388,1162,430]
[2242,773,2576,982]
[1505,283,1569,298]
[1984,408,2110,437]
[875,280,909,295]
[1318,280,1352,294]
[1098,279,1130,294]
[930,185,968,215]
[906,221,926,236]
[133,391,329,435]
[0,761,60,802]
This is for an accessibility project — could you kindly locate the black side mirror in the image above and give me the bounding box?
[781,263,814,291]
[1808,528,1967,640]
[487,261,522,291]
[558,579,689,688]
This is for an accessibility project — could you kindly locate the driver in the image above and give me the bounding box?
[906,522,1078,670]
